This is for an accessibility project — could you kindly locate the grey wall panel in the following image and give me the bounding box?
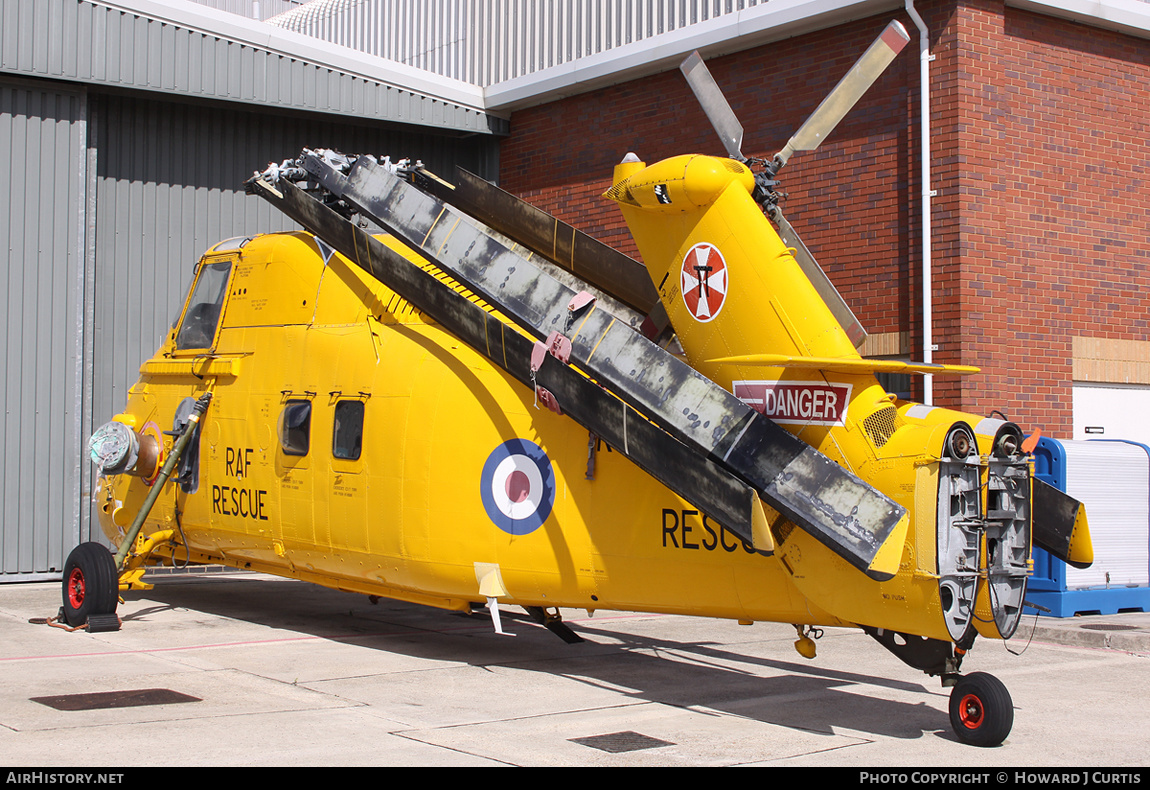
[0,80,497,580]
[0,79,88,579]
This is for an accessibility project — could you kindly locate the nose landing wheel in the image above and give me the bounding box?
[949,672,1013,746]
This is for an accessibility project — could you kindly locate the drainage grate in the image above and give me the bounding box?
[570,731,674,753]
[1080,624,1139,631]
[31,688,202,711]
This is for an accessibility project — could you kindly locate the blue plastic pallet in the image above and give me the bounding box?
[1025,587,1150,617]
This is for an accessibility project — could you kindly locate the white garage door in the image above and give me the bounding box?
[1073,383,1150,445]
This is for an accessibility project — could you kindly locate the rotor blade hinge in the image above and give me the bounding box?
[566,291,596,332]
[531,332,573,414]
[567,291,596,315]
[536,388,562,414]
[531,332,572,371]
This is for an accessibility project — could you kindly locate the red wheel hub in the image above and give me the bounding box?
[67,568,86,609]
[958,693,985,729]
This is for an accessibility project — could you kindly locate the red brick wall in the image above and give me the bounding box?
[946,0,1150,433]
[500,14,916,280]
[499,0,1150,436]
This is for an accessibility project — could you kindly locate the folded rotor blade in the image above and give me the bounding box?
[680,51,745,161]
[246,175,767,545]
[292,152,908,580]
[769,206,867,349]
[775,20,910,168]
[426,168,661,317]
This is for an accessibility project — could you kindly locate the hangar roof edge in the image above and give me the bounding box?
[0,0,507,135]
[10,0,1147,124]
[481,0,1150,113]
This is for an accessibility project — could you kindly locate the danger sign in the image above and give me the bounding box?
[732,380,853,426]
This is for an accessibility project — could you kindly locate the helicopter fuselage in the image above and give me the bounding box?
[95,231,849,627]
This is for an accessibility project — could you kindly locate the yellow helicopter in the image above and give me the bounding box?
[71,20,1092,748]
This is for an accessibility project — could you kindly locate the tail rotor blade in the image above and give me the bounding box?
[770,206,867,349]
[680,51,745,161]
[775,20,910,168]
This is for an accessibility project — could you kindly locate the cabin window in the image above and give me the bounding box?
[279,400,312,456]
[176,261,231,350]
[332,400,365,461]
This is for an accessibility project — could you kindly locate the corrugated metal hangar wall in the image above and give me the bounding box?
[0,80,90,581]
[264,0,770,86]
[0,0,501,580]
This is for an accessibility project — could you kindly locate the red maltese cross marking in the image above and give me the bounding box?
[680,243,729,323]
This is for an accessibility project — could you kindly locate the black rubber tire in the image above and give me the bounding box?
[61,543,119,627]
[949,672,1014,747]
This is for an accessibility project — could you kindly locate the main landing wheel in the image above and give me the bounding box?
[61,542,119,627]
[949,672,1014,747]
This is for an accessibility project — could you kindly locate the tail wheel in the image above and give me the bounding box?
[61,542,119,627]
[949,672,1014,747]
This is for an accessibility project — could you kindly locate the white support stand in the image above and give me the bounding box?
[486,596,514,636]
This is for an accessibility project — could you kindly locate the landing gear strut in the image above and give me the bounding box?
[949,672,1014,747]
[862,627,1013,746]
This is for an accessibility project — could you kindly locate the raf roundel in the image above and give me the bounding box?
[680,242,729,322]
[480,439,556,535]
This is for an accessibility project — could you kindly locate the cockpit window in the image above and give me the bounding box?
[176,261,232,350]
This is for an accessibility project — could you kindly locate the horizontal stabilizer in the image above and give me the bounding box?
[1032,478,1093,569]
[708,353,980,376]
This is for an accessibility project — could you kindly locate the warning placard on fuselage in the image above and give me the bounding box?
[732,380,852,427]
